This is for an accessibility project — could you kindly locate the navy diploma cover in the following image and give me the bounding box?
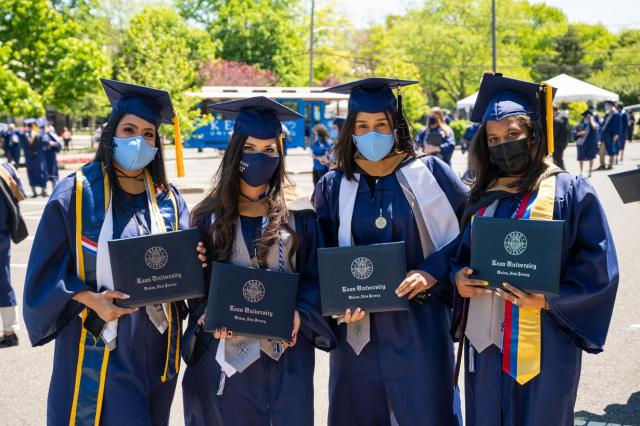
[204,262,299,341]
[317,241,409,316]
[108,228,205,307]
[470,217,564,295]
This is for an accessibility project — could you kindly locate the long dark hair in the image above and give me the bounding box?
[94,113,170,192]
[468,114,549,204]
[191,133,299,269]
[333,107,416,181]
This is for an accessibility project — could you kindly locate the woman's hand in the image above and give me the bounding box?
[285,310,301,348]
[196,242,207,268]
[496,283,547,309]
[396,270,437,299]
[343,308,366,324]
[455,267,494,298]
[73,290,137,322]
[213,326,235,340]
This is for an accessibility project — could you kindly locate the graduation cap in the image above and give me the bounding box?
[581,109,593,117]
[23,118,37,126]
[332,117,346,127]
[609,168,640,204]
[323,78,418,113]
[471,73,557,154]
[36,117,49,128]
[100,78,185,177]
[207,96,303,140]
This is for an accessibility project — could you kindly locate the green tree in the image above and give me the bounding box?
[179,0,305,84]
[116,6,217,137]
[0,43,44,116]
[0,0,109,115]
[532,25,591,81]
[591,30,640,105]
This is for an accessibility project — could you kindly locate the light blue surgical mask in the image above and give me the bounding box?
[329,127,340,140]
[113,136,158,171]
[352,131,395,162]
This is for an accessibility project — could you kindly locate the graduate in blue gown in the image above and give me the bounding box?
[0,161,27,347]
[23,119,48,197]
[181,97,335,426]
[599,100,622,170]
[573,110,599,177]
[418,107,456,165]
[41,122,63,189]
[2,123,23,167]
[451,73,618,426]
[312,78,469,426]
[618,102,629,163]
[23,79,205,426]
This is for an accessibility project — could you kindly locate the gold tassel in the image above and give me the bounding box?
[173,110,185,178]
[279,133,284,152]
[543,83,554,155]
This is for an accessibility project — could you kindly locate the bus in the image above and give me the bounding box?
[185,86,349,150]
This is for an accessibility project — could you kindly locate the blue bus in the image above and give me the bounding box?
[185,86,348,150]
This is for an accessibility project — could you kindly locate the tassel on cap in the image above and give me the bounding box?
[543,83,554,155]
[173,110,185,177]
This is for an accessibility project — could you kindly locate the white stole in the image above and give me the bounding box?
[95,174,171,347]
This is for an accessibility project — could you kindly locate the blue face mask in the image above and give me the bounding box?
[329,127,340,140]
[352,131,395,162]
[113,136,158,171]
[239,153,280,187]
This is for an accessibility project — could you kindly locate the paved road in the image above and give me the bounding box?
[1,142,639,425]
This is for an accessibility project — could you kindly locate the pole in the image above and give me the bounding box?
[309,0,315,86]
[492,0,497,72]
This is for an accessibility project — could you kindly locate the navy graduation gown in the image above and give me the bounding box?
[181,210,335,426]
[0,163,25,307]
[42,132,62,184]
[2,130,23,165]
[23,173,190,426]
[312,156,468,426]
[23,132,47,188]
[601,112,622,156]
[451,173,618,426]
[574,121,599,161]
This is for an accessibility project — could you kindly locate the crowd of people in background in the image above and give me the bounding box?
[0,120,64,198]
[311,101,637,182]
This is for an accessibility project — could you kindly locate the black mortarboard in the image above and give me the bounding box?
[207,96,303,139]
[471,73,557,153]
[332,117,346,127]
[100,78,175,127]
[582,109,593,117]
[323,78,418,113]
[609,168,640,204]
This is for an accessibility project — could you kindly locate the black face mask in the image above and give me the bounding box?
[488,138,530,175]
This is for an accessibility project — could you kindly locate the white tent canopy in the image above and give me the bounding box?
[545,73,619,103]
[456,73,619,113]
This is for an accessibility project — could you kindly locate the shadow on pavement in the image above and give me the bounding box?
[575,391,640,425]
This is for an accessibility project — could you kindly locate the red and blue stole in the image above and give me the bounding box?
[475,175,556,385]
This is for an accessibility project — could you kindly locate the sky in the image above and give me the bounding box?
[339,0,640,31]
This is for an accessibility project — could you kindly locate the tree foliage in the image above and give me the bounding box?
[0,0,109,115]
[115,6,217,138]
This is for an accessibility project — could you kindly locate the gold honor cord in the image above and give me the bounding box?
[173,110,185,178]
[543,83,555,155]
